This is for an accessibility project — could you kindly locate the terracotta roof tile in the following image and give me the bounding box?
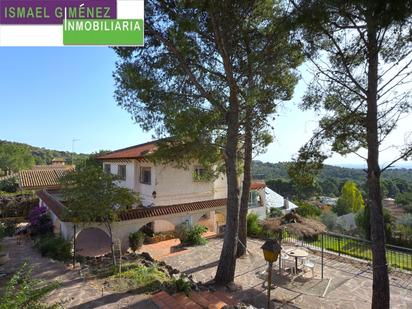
[96,141,157,160]
[250,182,266,190]
[19,168,73,190]
[37,189,66,219]
[120,198,227,221]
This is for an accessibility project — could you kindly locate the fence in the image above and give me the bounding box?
[284,231,412,271]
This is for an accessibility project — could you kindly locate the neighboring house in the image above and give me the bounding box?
[264,187,298,215]
[383,197,405,219]
[19,166,73,191]
[0,160,73,191]
[320,196,338,207]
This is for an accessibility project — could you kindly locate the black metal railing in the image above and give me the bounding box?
[284,232,412,271]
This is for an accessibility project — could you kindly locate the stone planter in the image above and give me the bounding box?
[0,252,10,265]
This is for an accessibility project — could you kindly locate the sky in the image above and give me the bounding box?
[0,47,411,168]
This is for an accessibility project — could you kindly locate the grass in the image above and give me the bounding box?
[106,263,170,292]
[289,234,412,271]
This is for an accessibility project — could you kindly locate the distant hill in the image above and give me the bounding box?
[252,160,412,183]
[0,140,89,166]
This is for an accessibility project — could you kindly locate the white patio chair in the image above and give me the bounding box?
[281,257,296,275]
[303,259,315,278]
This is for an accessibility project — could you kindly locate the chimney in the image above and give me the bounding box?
[51,158,65,166]
[284,197,289,209]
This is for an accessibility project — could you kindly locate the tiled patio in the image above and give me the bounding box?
[163,237,412,308]
[0,237,157,309]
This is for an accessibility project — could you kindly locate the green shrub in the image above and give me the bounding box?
[268,207,283,218]
[129,231,145,252]
[175,223,189,243]
[247,213,263,237]
[112,264,169,292]
[173,277,191,296]
[295,201,321,218]
[320,212,337,231]
[0,220,17,237]
[0,177,19,193]
[185,225,208,245]
[176,224,208,245]
[0,262,59,309]
[35,236,72,262]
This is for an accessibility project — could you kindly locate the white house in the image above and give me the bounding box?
[37,140,270,253]
[264,187,298,214]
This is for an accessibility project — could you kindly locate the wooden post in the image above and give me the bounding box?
[321,233,324,280]
[72,224,76,269]
[338,236,341,256]
[267,261,273,309]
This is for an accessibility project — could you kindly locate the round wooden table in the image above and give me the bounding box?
[286,248,308,271]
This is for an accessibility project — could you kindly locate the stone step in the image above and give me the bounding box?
[152,290,238,309]
[152,291,201,309]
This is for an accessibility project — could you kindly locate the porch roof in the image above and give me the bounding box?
[119,198,227,221]
[36,189,226,222]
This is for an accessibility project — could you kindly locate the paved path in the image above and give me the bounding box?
[164,237,412,309]
[0,237,156,309]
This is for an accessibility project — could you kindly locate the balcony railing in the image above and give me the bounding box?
[284,231,412,271]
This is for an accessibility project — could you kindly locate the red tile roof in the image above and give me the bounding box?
[37,190,66,219]
[36,189,226,222]
[19,167,74,190]
[96,141,158,160]
[120,198,227,221]
[250,182,266,190]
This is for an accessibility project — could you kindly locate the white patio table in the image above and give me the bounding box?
[285,248,308,272]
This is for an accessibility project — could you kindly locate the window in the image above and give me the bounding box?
[248,190,259,208]
[118,165,126,180]
[193,167,207,181]
[140,167,151,185]
[104,164,111,174]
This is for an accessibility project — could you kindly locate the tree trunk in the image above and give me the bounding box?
[105,221,117,267]
[237,107,252,258]
[211,8,241,285]
[215,93,240,285]
[366,15,390,309]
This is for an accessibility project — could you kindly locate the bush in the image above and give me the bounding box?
[35,235,72,262]
[175,223,189,243]
[295,201,321,218]
[144,231,176,244]
[0,220,17,237]
[129,231,145,252]
[247,213,263,237]
[268,207,283,218]
[112,264,169,292]
[28,206,53,237]
[176,224,208,246]
[0,262,59,309]
[185,225,208,245]
[173,277,191,296]
[320,212,338,231]
[0,177,18,193]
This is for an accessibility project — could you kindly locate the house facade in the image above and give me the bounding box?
[37,140,269,254]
